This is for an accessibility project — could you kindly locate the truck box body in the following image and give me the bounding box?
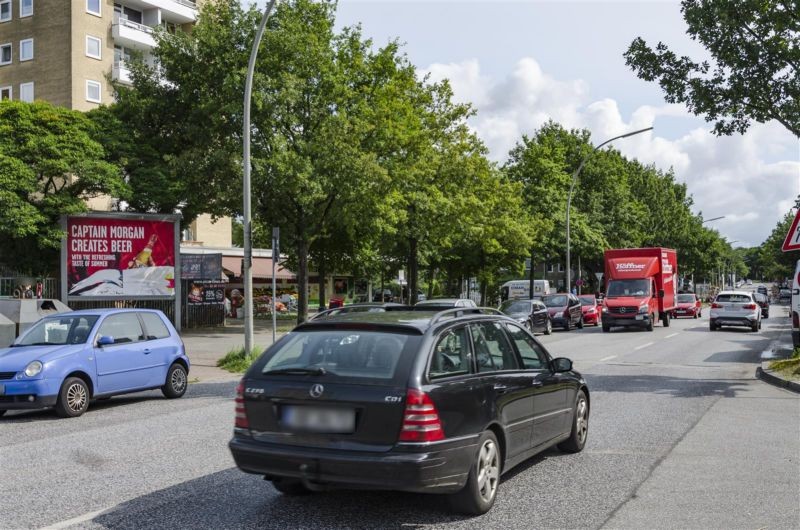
[602,248,678,331]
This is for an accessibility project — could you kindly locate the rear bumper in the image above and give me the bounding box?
[583,313,599,324]
[672,308,698,317]
[229,433,478,493]
[710,316,758,328]
[602,314,650,328]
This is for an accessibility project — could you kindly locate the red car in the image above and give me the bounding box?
[671,293,702,318]
[578,295,600,326]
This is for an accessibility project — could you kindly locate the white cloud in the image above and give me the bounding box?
[420,57,800,247]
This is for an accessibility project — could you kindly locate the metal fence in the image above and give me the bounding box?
[0,277,59,299]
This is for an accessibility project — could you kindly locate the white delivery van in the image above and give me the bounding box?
[500,280,551,301]
[792,260,800,347]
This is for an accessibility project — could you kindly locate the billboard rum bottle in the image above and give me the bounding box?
[130,234,158,268]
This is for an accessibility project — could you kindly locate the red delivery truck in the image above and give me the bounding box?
[601,247,678,332]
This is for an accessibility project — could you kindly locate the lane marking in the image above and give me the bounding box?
[599,355,617,362]
[665,332,679,338]
[633,342,654,351]
[40,507,110,530]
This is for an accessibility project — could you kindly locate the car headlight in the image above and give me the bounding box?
[602,306,609,313]
[587,309,596,314]
[638,305,648,314]
[24,360,43,377]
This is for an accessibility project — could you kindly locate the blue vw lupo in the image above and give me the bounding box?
[0,309,189,418]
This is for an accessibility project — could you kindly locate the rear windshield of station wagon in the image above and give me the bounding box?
[260,330,419,382]
[715,294,752,303]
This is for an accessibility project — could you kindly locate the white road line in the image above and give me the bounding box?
[599,355,617,362]
[40,507,109,530]
[633,342,654,351]
[666,332,679,338]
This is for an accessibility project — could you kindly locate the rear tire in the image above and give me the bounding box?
[558,389,589,453]
[662,312,670,327]
[162,363,188,399]
[564,318,571,331]
[602,323,610,333]
[544,319,552,335]
[577,317,584,329]
[449,431,500,515]
[271,478,312,496]
[54,377,90,418]
[646,315,654,332]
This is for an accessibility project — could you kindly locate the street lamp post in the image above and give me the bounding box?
[565,127,653,293]
[243,0,278,355]
[702,216,726,224]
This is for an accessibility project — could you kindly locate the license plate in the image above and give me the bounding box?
[0,384,4,395]
[635,315,644,320]
[282,405,355,433]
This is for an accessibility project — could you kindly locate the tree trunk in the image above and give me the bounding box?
[427,265,436,299]
[318,253,327,312]
[297,238,309,324]
[409,237,418,305]
[528,249,535,299]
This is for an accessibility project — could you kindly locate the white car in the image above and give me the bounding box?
[709,291,761,332]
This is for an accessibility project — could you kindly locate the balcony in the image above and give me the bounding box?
[112,16,157,50]
[138,0,197,24]
[112,61,133,85]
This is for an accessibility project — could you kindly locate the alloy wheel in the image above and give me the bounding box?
[66,383,87,413]
[171,367,187,394]
[575,397,588,445]
[476,439,499,504]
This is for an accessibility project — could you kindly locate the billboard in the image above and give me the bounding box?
[186,281,226,306]
[65,215,178,297]
[180,253,223,280]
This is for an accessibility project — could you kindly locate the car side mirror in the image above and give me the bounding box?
[552,357,572,372]
[97,335,114,346]
[658,289,665,298]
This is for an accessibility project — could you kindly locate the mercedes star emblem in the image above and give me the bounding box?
[309,384,324,398]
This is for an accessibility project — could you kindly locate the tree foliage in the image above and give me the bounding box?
[624,0,800,137]
[0,101,127,274]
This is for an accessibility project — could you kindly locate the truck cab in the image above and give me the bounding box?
[601,248,677,333]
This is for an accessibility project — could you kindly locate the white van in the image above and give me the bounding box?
[792,260,800,347]
[500,279,551,301]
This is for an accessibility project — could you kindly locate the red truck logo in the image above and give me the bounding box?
[615,262,647,272]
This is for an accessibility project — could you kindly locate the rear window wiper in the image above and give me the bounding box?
[263,367,328,376]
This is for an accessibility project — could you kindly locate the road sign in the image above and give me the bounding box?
[595,272,604,282]
[782,209,800,252]
[575,278,584,287]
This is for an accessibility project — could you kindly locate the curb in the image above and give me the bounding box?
[756,366,800,394]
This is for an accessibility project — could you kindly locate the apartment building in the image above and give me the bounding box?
[0,0,201,111]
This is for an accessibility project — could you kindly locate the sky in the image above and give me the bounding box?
[248,0,800,247]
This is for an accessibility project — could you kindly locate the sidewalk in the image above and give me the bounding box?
[181,319,293,382]
[756,307,800,393]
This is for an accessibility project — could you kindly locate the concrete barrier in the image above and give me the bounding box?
[0,313,14,347]
[0,299,72,338]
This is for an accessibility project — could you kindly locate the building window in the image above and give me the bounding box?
[19,82,33,102]
[546,262,554,273]
[0,43,10,65]
[86,80,101,103]
[0,0,11,21]
[86,0,100,16]
[20,0,32,17]
[558,263,565,273]
[0,86,11,100]
[86,35,101,59]
[19,38,33,61]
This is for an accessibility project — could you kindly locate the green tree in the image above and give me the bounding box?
[759,210,800,280]
[624,0,800,137]
[0,101,127,274]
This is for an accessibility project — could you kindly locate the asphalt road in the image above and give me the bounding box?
[2,303,798,529]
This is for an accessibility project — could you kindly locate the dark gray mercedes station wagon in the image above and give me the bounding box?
[229,308,590,515]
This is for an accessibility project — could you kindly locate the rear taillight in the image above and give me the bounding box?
[743,304,757,310]
[711,303,722,309]
[235,380,249,429]
[399,389,445,442]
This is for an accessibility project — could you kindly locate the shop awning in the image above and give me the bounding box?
[222,256,296,280]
